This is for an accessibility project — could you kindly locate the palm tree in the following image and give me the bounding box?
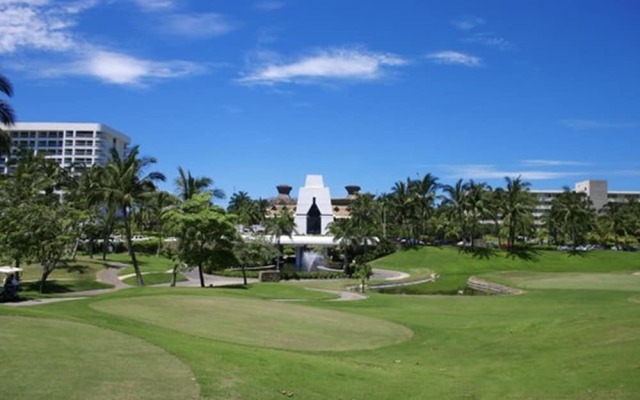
[102,146,165,285]
[175,166,224,202]
[390,179,414,239]
[0,72,16,156]
[264,207,295,271]
[550,188,595,251]
[442,179,468,244]
[228,191,262,227]
[408,173,440,237]
[502,176,535,249]
[464,180,491,248]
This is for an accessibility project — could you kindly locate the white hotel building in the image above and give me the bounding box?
[0,122,130,174]
[531,180,640,222]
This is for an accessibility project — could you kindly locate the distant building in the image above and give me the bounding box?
[531,179,640,223]
[268,175,361,235]
[1,122,130,174]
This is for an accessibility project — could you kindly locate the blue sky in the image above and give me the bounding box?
[2,0,639,202]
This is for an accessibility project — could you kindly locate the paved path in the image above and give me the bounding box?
[1,264,129,307]
[2,263,421,306]
[175,269,260,287]
[306,288,368,301]
[372,268,410,281]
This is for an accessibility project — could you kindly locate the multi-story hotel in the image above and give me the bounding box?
[531,180,640,223]
[0,122,130,174]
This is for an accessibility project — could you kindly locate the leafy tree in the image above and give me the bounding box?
[164,193,237,287]
[549,188,596,250]
[175,166,223,201]
[233,236,277,285]
[353,261,373,293]
[501,176,535,249]
[102,146,165,286]
[228,191,263,227]
[0,72,15,156]
[264,207,296,271]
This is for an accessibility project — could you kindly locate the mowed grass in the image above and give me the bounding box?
[121,272,187,286]
[483,271,640,291]
[0,315,198,400]
[373,246,640,293]
[91,295,413,351]
[2,249,640,399]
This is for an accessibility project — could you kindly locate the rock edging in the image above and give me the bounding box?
[467,276,522,295]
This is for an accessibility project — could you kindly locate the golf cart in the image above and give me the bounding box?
[0,266,23,302]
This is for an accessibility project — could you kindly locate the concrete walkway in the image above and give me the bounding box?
[1,264,420,307]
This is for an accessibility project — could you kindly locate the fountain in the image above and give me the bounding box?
[300,250,325,272]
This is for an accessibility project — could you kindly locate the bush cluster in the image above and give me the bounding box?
[215,269,346,280]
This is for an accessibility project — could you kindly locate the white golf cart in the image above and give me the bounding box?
[0,266,23,302]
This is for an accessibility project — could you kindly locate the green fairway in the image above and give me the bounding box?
[0,316,198,400]
[2,249,640,399]
[373,246,640,293]
[91,295,413,351]
[482,271,640,291]
[121,272,187,285]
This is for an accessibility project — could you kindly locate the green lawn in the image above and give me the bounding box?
[372,246,640,293]
[1,249,639,399]
[121,272,188,286]
[482,271,640,291]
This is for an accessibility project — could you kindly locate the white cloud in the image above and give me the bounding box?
[560,119,638,129]
[462,32,513,50]
[445,164,587,180]
[426,51,481,67]
[44,50,204,85]
[452,16,485,31]
[0,1,78,53]
[0,0,208,86]
[164,13,236,38]
[254,1,285,11]
[239,48,407,85]
[522,160,590,167]
[132,0,174,11]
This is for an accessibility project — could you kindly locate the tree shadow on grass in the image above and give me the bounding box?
[566,250,590,258]
[61,264,90,274]
[460,247,498,260]
[506,246,541,262]
[22,281,75,294]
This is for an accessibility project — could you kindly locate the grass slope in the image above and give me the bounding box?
[91,295,413,351]
[1,250,639,399]
[373,246,640,293]
[0,315,198,400]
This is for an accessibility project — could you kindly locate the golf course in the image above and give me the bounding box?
[1,247,639,399]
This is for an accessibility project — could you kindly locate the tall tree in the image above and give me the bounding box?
[228,191,262,227]
[264,207,296,271]
[0,72,16,156]
[442,179,468,244]
[549,188,596,251]
[175,166,223,201]
[501,176,535,249]
[164,193,237,287]
[102,146,165,286]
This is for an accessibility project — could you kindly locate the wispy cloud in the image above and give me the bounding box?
[0,1,80,53]
[444,164,587,180]
[164,13,236,38]
[560,119,638,129]
[43,50,204,85]
[462,32,513,50]
[0,0,208,86]
[426,51,481,67]
[452,15,485,31]
[132,0,174,11]
[254,1,286,11]
[239,47,407,85]
[522,159,590,167]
